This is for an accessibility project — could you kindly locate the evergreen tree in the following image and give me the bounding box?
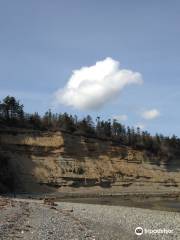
[0,95,180,162]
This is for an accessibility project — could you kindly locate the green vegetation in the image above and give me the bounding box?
[0,96,180,158]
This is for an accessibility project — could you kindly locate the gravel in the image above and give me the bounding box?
[58,202,180,240]
[0,200,95,240]
[0,198,180,240]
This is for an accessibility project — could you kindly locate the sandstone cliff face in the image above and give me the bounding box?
[0,129,180,193]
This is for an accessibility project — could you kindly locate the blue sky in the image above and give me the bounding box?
[0,0,180,136]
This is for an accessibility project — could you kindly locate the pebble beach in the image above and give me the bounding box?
[0,197,180,240]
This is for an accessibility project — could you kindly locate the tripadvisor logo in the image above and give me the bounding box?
[135,227,143,236]
[135,227,173,236]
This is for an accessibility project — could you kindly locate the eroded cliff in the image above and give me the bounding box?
[0,128,180,193]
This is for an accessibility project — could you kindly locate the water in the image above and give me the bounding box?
[11,192,180,212]
[60,196,180,212]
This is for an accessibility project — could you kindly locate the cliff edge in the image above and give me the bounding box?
[0,128,180,194]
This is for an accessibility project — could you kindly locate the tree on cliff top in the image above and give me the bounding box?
[0,96,24,121]
[0,96,180,161]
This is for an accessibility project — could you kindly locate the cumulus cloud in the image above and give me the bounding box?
[54,57,143,110]
[135,123,146,130]
[142,109,160,120]
[113,114,128,121]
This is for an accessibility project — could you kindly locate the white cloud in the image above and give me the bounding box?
[54,57,143,110]
[142,109,160,120]
[135,123,146,130]
[113,114,128,121]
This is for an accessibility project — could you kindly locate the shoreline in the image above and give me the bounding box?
[0,197,180,239]
[2,190,180,213]
[4,189,180,198]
